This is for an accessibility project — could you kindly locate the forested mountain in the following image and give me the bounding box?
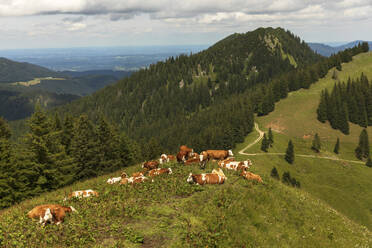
[0,57,61,83]
[51,27,364,155]
[2,27,369,209]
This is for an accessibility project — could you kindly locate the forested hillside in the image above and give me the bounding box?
[52,28,367,155]
[3,28,368,209]
[0,57,60,83]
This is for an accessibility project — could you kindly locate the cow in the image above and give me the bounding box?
[187,173,225,185]
[184,157,200,165]
[177,150,188,163]
[107,177,122,184]
[219,160,251,171]
[120,175,149,185]
[188,152,199,160]
[217,157,235,167]
[177,145,194,162]
[107,172,128,184]
[27,204,77,225]
[211,168,227,179]
[204,150,234,160]
[148,168,172,177]
[132,171,146,177]
[241,170,263,183]
[64,189,99,201]
[142,161,159,170]
[198,153,208,169]
[159,154,176,164]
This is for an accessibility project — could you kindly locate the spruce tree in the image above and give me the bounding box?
[355,129,370,160]
[25,106,65,192]
[0,117,15,208]
[317,90,328,123]
[96,115,121,173]
[268,128,274,147]
[70,115,100,180]
[270,167,280,180]
[285,140,294,164]
[334,138,340,154]
[311,133,321,153]
[261,133,269,152]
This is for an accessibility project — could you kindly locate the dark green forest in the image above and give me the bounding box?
[2,28,369,209]
[317,73,372,134]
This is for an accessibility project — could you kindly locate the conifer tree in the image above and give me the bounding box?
[285,140,294,164]
[334,138,340,154]
[268,128,274,147]
[61,114,74,155]
[261,133,269,152]
[355,129,370,160]
[317,90,328,123]
[70,115,100,179]
[25,106,65,192]
[96,115,121,172]
[270,167,280,180]
[0,117,14,208]
[311,133,321,153]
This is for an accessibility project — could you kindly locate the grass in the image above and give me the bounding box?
[235,51,372,232]
[1,160,371,247]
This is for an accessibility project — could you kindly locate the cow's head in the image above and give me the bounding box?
[187,173,194,183]
[199,154,204,162]
[243,161,250,167]
[228,150,234,156]
[168,168,173,174]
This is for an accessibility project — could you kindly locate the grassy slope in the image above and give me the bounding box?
[236,52,372,230]
[0,161,370,247]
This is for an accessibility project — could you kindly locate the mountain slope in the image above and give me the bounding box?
[51,27,321,152]
[235,51,372,230]
[0,57,61,83]
[0,161,370,247]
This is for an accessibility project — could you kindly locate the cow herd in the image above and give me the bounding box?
[27,145,263,226]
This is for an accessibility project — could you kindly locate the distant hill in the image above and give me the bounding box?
[0,58,132,120]
[0,57,61,83]
[309,41,372,56]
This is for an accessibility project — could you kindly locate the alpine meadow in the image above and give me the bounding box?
[1,4,372,246]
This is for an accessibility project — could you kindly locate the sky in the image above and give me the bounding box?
[0,0,371,49]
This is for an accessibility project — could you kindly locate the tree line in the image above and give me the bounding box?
[0,108,141,209]
[317,73,372,134]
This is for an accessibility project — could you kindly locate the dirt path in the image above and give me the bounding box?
[238,122,365,165]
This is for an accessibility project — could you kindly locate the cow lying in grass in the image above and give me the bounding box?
[148,168,172,177]
[159,154,176,164]
[241,170,263,183]
[177,145,194,162]
[107,172,129,184]
[142,161,159,170]
[27,204,77,225]
[187,172,225,185]
[64,190,99,201]
[219,160,252,171]
[120,172,148,185]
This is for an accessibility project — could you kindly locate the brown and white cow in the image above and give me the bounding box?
[184,157,200,165]
[64,189,99,201]
[187,173,225,185]
[120,175,149,185]
[211,168,227,179]
[177,145,194,162]
[219,160,251,171]
[132,171,146,177]
[148,168,172,177]
[204,149,233,160]
[27,204,77,225]
[107,171,129,184]
[159,154,176,164]
[142,161,159,170]
[241,171,263,183]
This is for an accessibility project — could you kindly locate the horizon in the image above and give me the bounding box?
[0,1,371,49]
